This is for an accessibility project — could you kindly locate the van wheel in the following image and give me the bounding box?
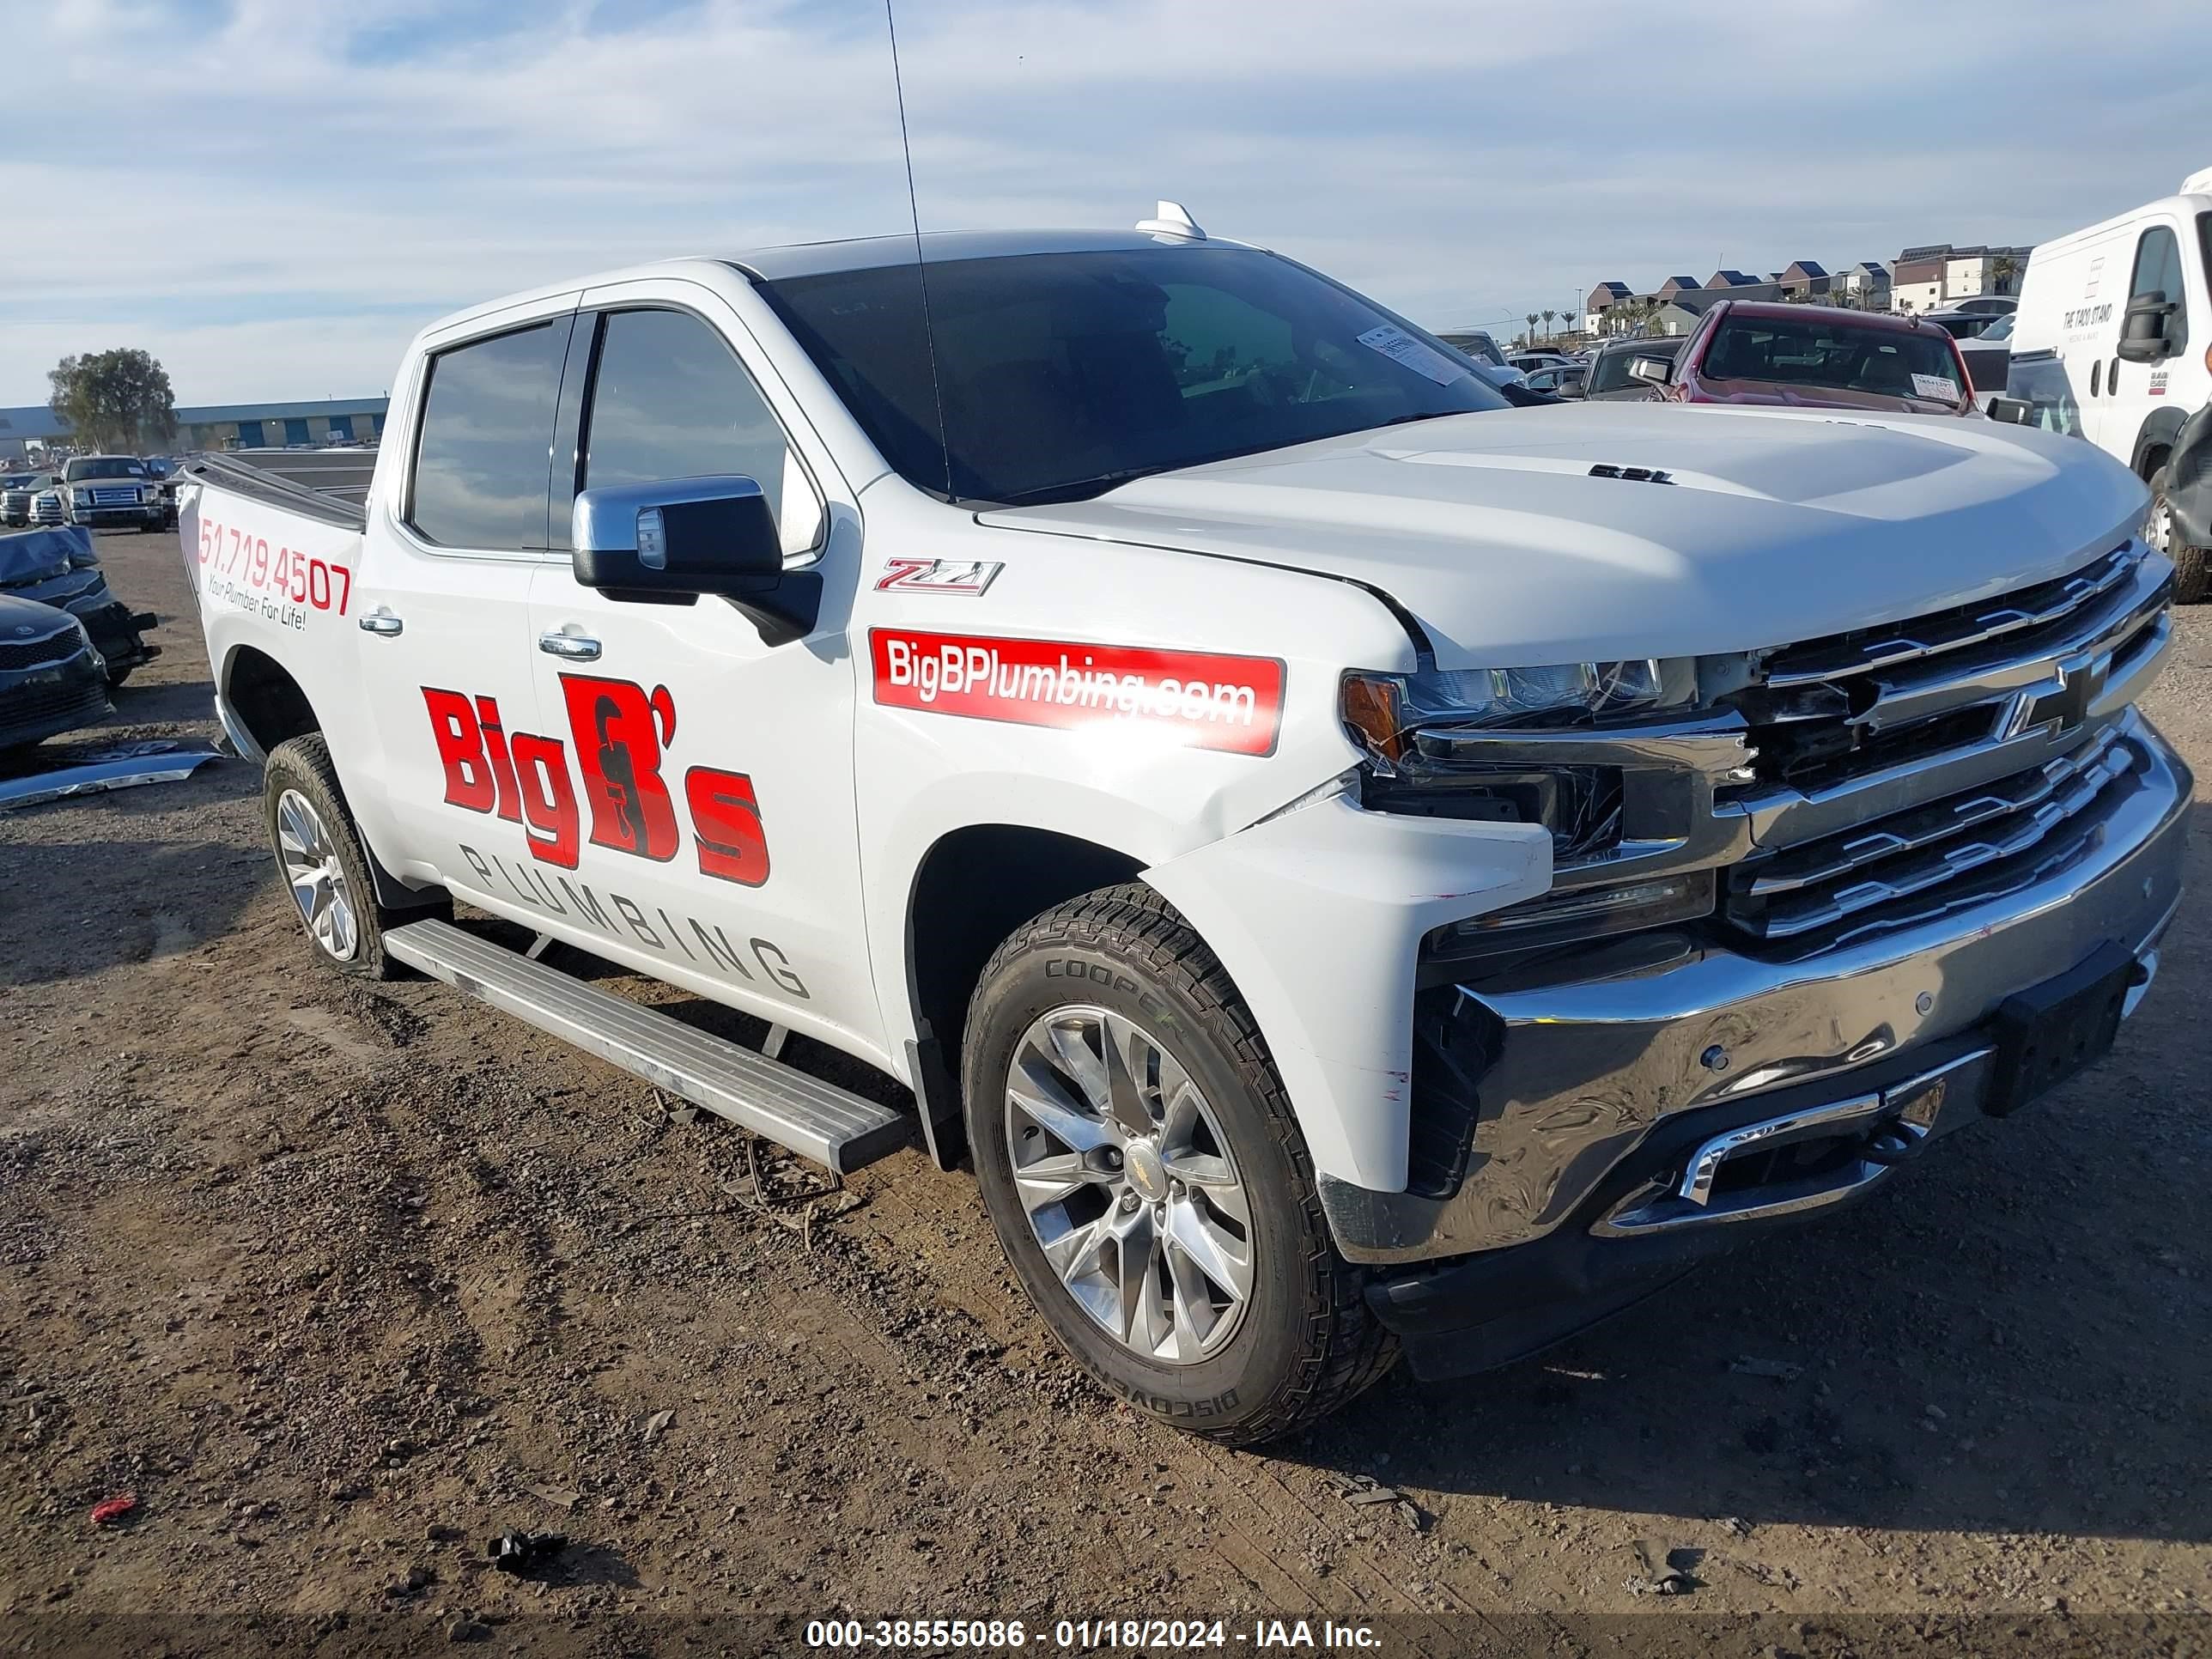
[262,733,402,980]
[963,883,1398,1445]
[2149,466,2209,604]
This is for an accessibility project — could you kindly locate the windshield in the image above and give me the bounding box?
[758,246,1510,504]
[64,458,147,481]
[1699,316,1966,405]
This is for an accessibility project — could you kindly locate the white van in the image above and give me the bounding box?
[2007,165,2211,597]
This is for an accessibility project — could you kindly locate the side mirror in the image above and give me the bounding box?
[2116,291,2176,364]
[1984,395,2034,425]
[572,475,820,646]
[1627,356,1672,386]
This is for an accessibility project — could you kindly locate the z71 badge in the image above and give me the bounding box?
[875,556,1004,595]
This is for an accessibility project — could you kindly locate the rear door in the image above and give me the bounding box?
[522,283,882,1055]
[2093,219,2195,466]
[347,299,582,898]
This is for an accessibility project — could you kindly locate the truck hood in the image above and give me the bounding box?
[979,404,2147,667]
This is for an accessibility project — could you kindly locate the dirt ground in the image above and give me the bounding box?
[1,529,2208,1658]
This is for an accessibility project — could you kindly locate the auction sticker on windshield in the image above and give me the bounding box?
[1355,324,1471,386]
[869,629,1285,756]
[1911,373,1962,402]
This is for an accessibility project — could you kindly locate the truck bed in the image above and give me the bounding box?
[180,448,374,532]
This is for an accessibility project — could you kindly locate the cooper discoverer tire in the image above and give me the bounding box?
[262,732,404,981]
[963,883,1398,1445]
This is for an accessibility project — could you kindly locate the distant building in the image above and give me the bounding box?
[1655,276,1704,301]
[1583,280,1632,331]
[1842,260,1893,301]
[1778,260,1832,299]
[1888,244,2031,312]
[0,396,389,462]
[1707,270,1763,290]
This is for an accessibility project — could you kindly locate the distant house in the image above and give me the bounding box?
[1583,280,1632,331]
[1779,260,1832,299]
[1649,297,1713,337]
[1656,276,1704,301]
[1842,260,1892,300]
[1888,243,2030,312]
[1707,270,1763,289]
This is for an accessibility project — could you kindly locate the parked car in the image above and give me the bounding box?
[0,526,161,687]
[180,216,2181,1445]
[1636,301,1977,416]
[1583,337,1685,402]
[0,593,111,750]
[1924,307,2011,340]
[1,471,60,527]
[1955,311,2014,399]
[1950,295,2019,316]
[1508,351,1573,374]
[1435,330,1506,369]
[1521,362,1587,397]
[27,484,64,526]
[58,455,166,532]
[2001,162,2211,601]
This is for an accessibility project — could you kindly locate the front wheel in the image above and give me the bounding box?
[2149,465,2209,604]
[963,884,1398,1444]
[261,733,403,979]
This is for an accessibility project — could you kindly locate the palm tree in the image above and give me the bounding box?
[1991,254,2021,295]
[1525,313,1540,347]
[1540,309,1557,343]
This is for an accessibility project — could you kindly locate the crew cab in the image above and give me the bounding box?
[177,216,2187,1444]
[60,454,165,531]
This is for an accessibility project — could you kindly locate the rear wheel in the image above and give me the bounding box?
[2148,465,2209,604]
[262,733,404,980]
[963,884,1398,1445]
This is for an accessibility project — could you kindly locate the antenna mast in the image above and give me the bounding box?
[884,0,956,503]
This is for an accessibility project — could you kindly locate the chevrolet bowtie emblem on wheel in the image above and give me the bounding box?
[2002,653,2111,741]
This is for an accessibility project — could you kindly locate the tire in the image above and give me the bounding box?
[105,667,132,690]
[2149,466,2209,605]
[261,732,404,980]
[963,883,1398,1445]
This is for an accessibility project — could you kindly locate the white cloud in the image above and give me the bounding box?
[2,0,2200,400]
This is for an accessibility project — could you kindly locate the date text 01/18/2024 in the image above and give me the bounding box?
[803,1619,1382,1650]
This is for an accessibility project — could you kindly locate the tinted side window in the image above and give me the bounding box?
[581,308,818,546]
[2129,225,2190,355]
[410,321,570,550]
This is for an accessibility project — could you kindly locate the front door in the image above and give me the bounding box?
[522,289,883,1060]
[348,303,582,901]
[2092,220,2193,465]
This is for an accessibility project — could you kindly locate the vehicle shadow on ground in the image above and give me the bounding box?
[102,673,218,731]
[1281,1027,2211,1548]
[0,824,264,987]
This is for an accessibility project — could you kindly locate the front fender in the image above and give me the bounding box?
[1146,794,1550,1191]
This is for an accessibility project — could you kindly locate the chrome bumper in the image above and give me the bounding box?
[1322,708,2191,1265]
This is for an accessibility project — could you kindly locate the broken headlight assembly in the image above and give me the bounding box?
[1342,658,1722,951]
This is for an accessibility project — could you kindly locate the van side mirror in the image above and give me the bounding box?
[572,475,820,646]
[2116,291,2177,364]
[1627,356,1672,386]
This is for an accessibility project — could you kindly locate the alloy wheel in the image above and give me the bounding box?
[275,787,359,962]
[1003,1005,1255,1364]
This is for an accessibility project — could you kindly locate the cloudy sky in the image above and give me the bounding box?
[2,0,2199,405]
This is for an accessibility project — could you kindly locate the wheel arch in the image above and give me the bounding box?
[902,822,1146,1169]
[2130,404,2189,477]
[220,641,319,761]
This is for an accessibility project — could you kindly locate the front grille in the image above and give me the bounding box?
[0,672,106,736]
[0,629,81,672]
[88,486,140,506]
[1720,543,2171,948]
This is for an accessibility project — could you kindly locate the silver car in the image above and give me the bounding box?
[0,471,60,526]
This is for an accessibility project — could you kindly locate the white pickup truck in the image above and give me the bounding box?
[179,215,2187,1444]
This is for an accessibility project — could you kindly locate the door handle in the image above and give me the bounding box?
[358,610,404,637]
[538,630,602,661]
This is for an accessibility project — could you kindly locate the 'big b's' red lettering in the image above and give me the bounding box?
[422,687,495,812]
[684,767,770,887]
[560,674,680,862]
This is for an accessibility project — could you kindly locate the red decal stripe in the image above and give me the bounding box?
[869,629,1284,757]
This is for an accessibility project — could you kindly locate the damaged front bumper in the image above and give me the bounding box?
[1325,710,2190,1379]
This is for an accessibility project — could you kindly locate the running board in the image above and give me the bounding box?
[383,918,911,1174]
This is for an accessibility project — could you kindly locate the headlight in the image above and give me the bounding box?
[1341,659,1689,766]
[71,489,91,505]
[1341,659,1701,864]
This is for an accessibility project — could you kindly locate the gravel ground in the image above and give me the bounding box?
[1,530,2208,1658]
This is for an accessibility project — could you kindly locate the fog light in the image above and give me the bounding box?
[1449,868,1715,947]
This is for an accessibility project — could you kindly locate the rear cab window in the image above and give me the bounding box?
[407,320,574,551]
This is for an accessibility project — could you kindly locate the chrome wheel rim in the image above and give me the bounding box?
[2147,492,2173,556]
[1004,1005,1254,1364]
[276,788,359,962]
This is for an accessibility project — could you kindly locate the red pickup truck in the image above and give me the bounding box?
[1634,300,1978,416]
